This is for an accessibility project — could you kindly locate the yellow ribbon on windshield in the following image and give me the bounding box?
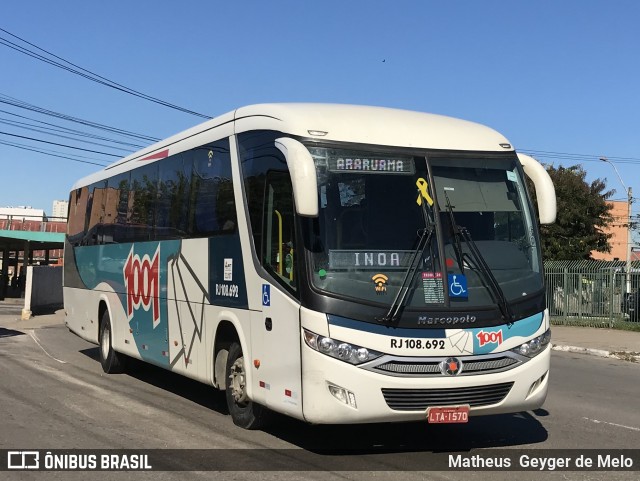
[416,178,434,206]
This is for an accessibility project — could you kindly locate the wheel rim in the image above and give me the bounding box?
[229,356,248,405]
[101,324,110,360]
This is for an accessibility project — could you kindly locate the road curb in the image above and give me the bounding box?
[551,344,639,363]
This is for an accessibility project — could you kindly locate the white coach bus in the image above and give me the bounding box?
[64,104,556,429]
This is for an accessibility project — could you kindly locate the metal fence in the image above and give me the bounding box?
[544,260,640,327]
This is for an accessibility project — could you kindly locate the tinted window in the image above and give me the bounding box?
[68,137,236,245]
[84,181,107,246]
[189,138,236,237]
[238,130,287,254]
[128,163,158,242]
[67,186,89,246]
[104,173,129,243]
[157,154,191,239]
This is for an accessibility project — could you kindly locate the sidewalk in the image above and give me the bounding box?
[0,297,64,330]
[0,299,639,362]
[550,324,640,362]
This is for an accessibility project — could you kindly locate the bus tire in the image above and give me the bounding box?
[99,310,126,374]
[225,341,269,430]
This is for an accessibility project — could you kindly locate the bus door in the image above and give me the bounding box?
[251,172,303,419]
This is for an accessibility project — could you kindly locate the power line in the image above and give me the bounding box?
[0,87,637,184]
[0,95,146,167]
[0,27,212,119]
[0,109,146,149]
[0,139,108,167]
[0,93,160,142]
[0,118,135,153]
[0,26,636,172]
[520,149,640,165]
[520,148,640,162]
[0,131,121,157]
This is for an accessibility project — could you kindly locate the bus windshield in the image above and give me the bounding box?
[306,146,544,313]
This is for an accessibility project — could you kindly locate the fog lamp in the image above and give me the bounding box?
[327,383,357,408]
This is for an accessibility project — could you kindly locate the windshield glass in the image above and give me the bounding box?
[431,156,542,306]
[305,146,543,311]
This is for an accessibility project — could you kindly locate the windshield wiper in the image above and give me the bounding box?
[377,195,435,324]
[444,191,465,275]
[443,192,515,324]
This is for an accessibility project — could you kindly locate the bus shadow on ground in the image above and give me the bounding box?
[265,409,548,453]
[80,346,548,455]
[80,347,228,414]
[0,327,26,338]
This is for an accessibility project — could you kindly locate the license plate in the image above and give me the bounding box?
[426,405,470,424]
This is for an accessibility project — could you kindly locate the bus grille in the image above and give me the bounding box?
[373,356,520,376]
[381,382,513,411]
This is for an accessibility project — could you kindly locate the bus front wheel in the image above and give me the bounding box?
[99,310,126,374]
[225,341,269,429]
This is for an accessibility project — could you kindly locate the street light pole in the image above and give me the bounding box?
[600,157,633,293]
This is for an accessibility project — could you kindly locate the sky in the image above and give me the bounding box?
[1,0,639,219]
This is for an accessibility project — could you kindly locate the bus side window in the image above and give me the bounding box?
[67,187,89,247]
[83,181,106,246]
[157,154,190,240]
[104,173,129,244]
[189,139,236,237]
[128,163,158,242]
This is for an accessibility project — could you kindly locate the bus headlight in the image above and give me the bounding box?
[511,328,551,358]
[318,337,336,353]
[303,329,382,365]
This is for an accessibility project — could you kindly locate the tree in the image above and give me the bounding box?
[529,164,614,260]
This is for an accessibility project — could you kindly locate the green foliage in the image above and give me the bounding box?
[529,164,614,260]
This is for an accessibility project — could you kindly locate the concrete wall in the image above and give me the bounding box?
[23,265,63,317]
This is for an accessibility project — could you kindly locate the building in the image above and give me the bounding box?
[0,206,45,222]
[591,200,631,261]
[0,205,66,287]
[51,200,69,220]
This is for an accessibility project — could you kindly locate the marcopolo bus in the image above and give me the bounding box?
[64,104,556,429]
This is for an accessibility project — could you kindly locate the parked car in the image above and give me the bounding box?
[621,290,640,321]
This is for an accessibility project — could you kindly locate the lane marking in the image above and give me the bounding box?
[583,417,640,432]
[27,329,67,364]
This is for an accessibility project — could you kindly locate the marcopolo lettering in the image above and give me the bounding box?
[417,314,477,325]
[124,245,160,328]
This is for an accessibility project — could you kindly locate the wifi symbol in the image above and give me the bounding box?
[372,273,389,294]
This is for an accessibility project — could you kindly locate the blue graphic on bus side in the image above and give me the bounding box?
[262,284,271,306]
[471,311,543,355]
[75,240,181,366]
[208,234,248,308]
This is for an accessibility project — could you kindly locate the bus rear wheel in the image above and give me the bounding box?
[99,310,126,374]
[225,341,269,430]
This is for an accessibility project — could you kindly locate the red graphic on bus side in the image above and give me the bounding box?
[124,245,160,327]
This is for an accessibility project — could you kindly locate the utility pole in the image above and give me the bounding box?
[600,157,633,293]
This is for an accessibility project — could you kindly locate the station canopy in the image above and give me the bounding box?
[0,229,65,252]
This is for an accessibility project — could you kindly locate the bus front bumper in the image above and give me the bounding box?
[301,344,550,424]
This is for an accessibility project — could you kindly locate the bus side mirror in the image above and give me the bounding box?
[275,137,319,217]
[517,153,557,224]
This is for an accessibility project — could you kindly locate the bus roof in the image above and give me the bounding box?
[71,103,513,190]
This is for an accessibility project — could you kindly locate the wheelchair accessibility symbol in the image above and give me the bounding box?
[262,284,271,306]
[448,274,468,298]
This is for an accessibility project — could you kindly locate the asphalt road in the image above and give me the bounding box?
[0,323,639,481]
